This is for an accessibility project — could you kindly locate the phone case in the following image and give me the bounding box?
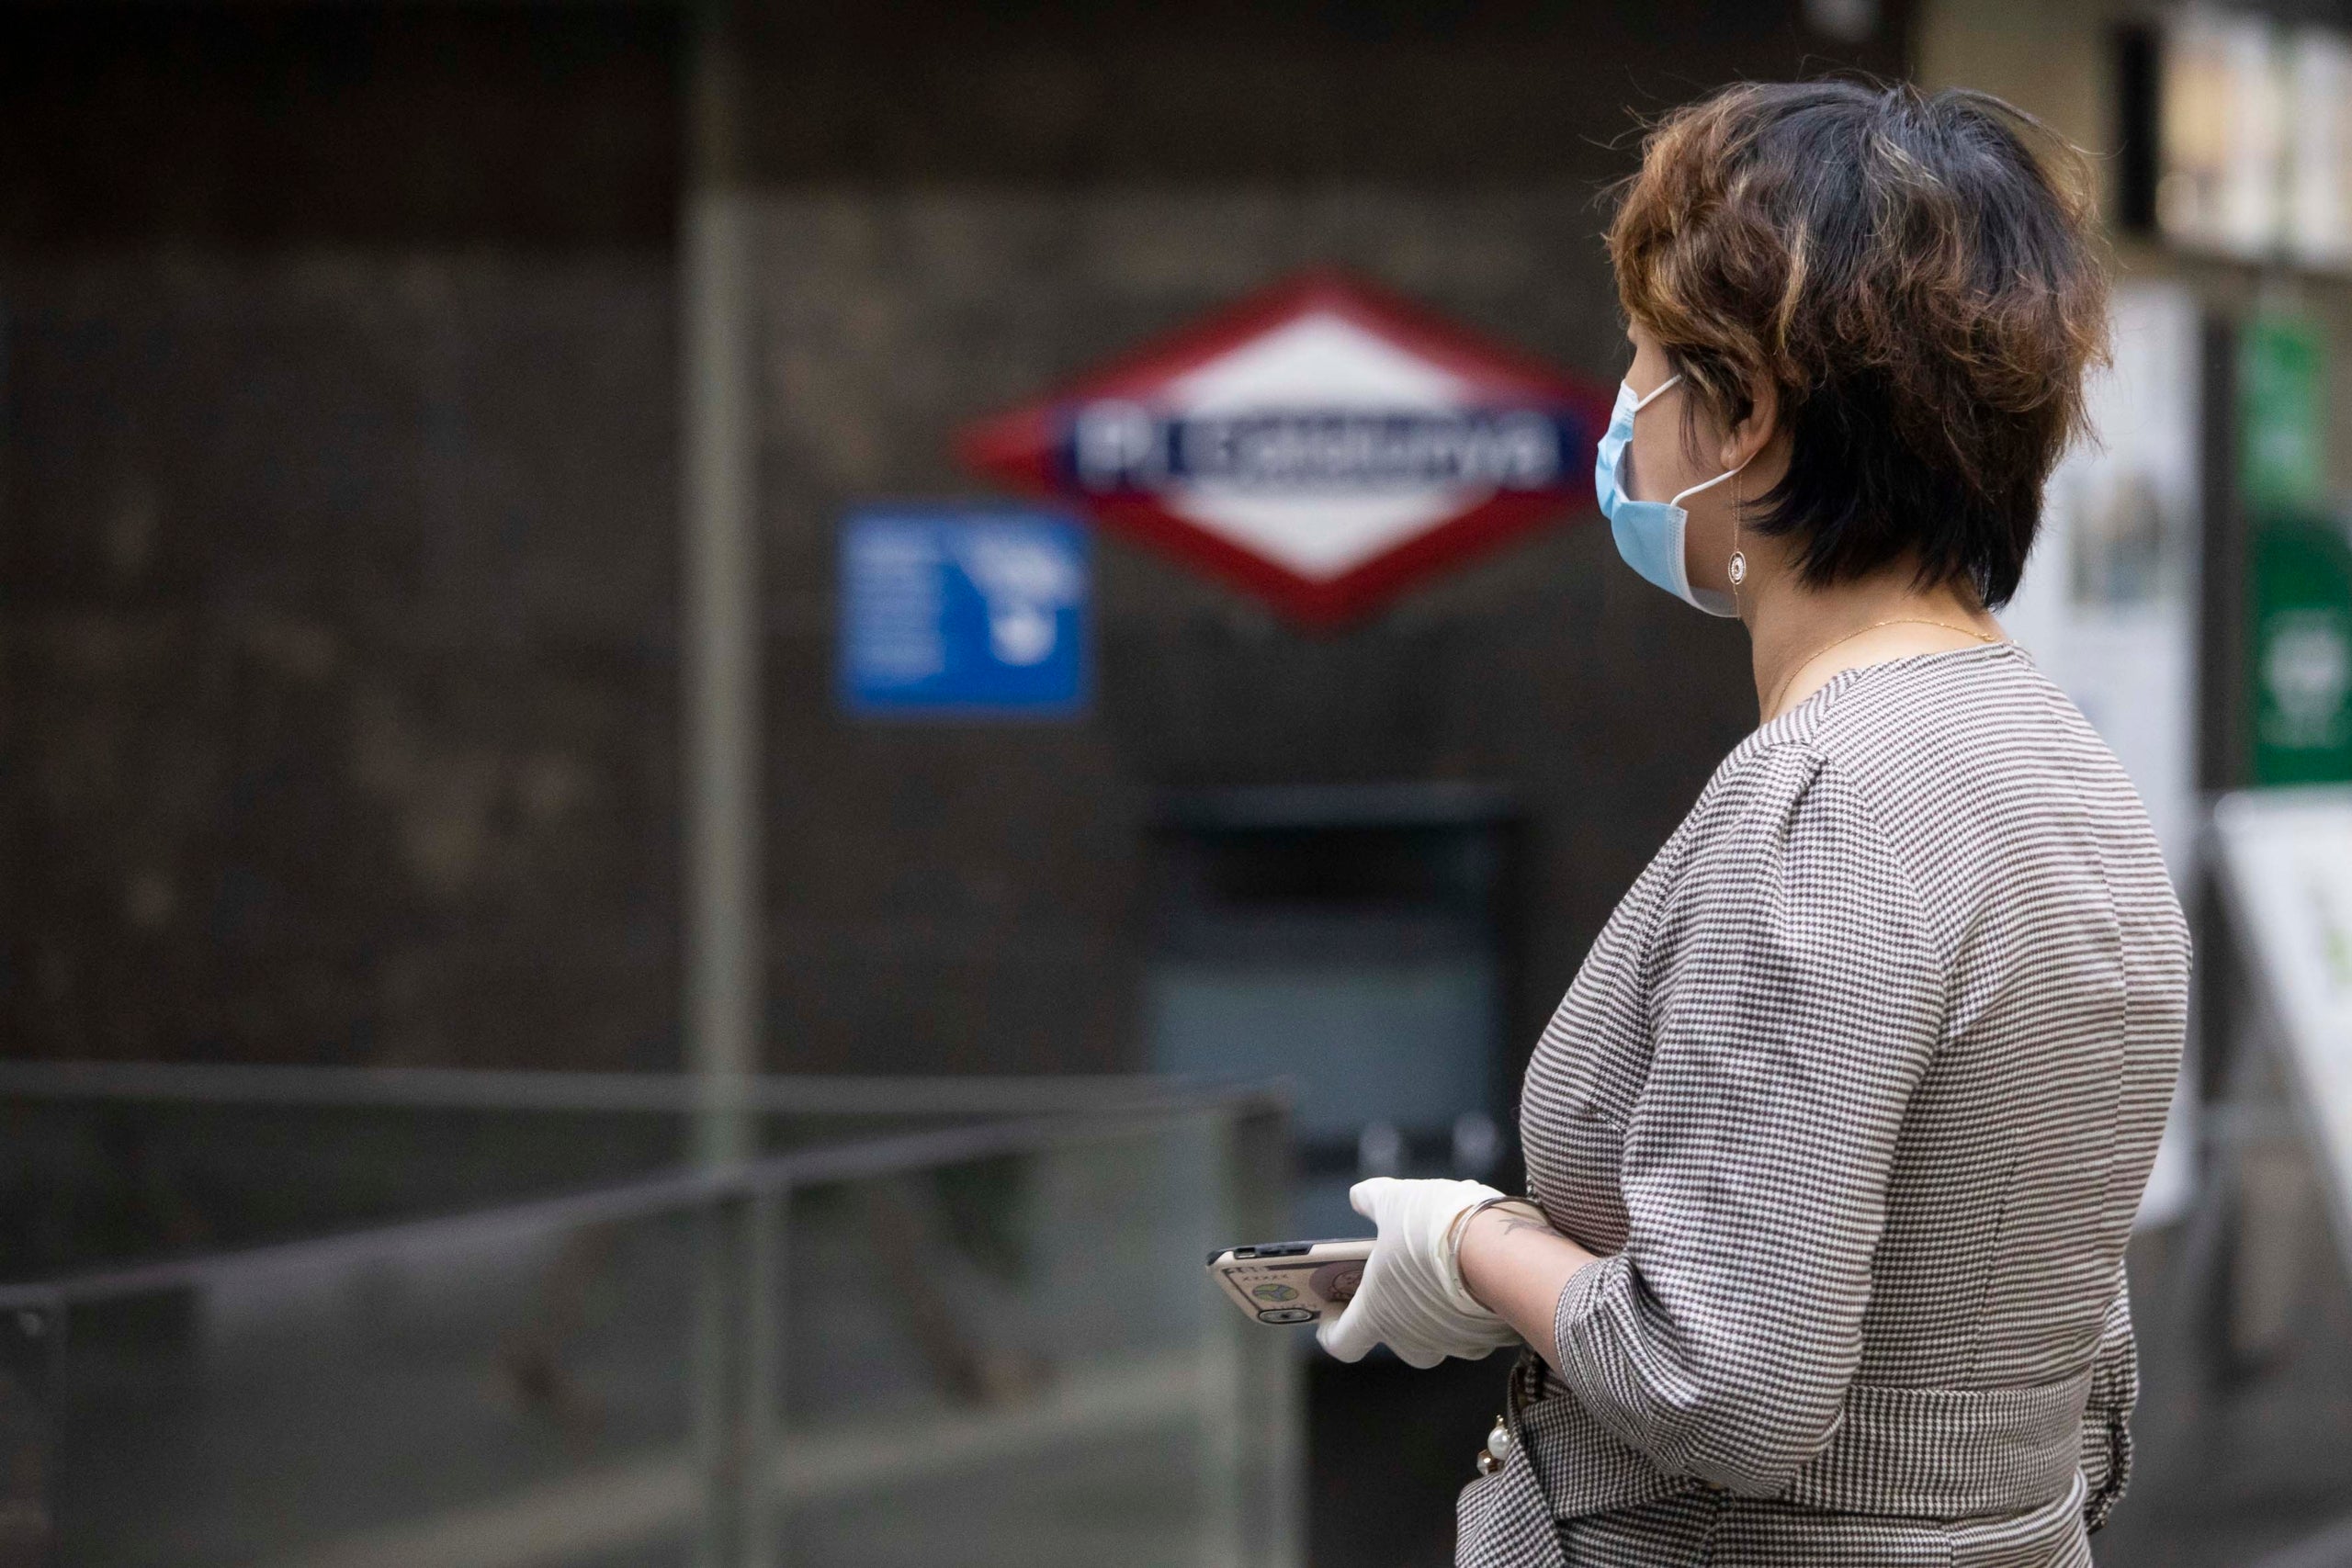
[1204,1238,1374,1324]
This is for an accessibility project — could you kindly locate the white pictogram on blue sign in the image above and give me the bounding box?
[839,506,1088,716]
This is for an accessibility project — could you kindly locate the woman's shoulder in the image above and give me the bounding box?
[1711,642,2179,949]
[1739,643,2102,815]
[1678,646,2087,874]
[1670,728,1878,888]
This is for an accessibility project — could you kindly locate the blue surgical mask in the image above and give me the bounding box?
[1593,374,1746,617]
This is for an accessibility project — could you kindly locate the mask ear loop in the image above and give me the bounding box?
[1631,373,1682,414]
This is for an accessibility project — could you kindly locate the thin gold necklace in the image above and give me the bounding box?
[1764,617,2004,720]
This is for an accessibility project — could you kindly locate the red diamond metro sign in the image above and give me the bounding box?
[956,270,1611,626]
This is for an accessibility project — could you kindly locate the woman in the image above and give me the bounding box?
[1316,82,2188,1566]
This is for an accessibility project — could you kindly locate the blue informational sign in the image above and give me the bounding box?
[839,505,1090,717]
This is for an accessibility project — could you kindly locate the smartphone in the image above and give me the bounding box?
[1205,1238,1374,1324]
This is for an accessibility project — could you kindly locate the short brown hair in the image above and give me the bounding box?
[1607,82,2108,607]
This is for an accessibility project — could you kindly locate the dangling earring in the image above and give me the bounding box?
[1726,470,1747,604]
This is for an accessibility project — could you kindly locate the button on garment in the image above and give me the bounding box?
[1456,645,2188,1568]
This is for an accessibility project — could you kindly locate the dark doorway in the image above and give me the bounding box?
[1151,783,1523,1566]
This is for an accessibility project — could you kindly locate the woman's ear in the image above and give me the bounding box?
[1721,376,1780,471]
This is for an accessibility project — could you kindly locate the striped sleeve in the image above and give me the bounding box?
[1550,745,1945,1497]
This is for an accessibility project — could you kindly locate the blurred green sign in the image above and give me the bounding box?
[2251,521,2352,784]
[2241,314,2327,513]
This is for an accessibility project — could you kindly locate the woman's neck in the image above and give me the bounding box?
[1742,559,2005,723]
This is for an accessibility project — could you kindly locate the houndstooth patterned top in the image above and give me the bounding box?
[1458,644,2188,1568]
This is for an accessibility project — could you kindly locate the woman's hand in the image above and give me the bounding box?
[1315,1178,1524,1368]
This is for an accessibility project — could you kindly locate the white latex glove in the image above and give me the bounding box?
[1316,1177,1523,1369]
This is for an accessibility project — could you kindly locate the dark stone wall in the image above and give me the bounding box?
[1,255,679,1067]
[0,6,682,1068]
[0,6,679,250]
[732,0,1911,186]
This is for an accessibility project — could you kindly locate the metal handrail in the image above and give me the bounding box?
[0,1059,1266,1117]
[0,1081,1287,1310]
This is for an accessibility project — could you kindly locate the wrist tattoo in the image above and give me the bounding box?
[1466,1199,1553,1250]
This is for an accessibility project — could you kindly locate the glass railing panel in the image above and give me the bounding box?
[772,1107,1297,1568]
[47,1203,704,1568]
[0,1080,1296,1568]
